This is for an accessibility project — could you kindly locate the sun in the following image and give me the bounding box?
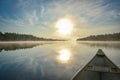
[55,18,73,36]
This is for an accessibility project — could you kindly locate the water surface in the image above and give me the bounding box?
[0,41,120,80]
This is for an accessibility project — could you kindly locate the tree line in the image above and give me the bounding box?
[0,32,65,41]
[77,32,120,41]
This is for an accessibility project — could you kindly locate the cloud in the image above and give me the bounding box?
[17,0,36,11]
[0,0,120,38]
[40,0,45,17]
[25,10,38,26]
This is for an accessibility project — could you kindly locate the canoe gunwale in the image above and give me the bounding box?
[71,49,120,80]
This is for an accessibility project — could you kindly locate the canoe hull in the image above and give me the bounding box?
[72,49,120,80]
[73,71,120,80]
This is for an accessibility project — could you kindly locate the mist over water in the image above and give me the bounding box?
[0,41,120,80]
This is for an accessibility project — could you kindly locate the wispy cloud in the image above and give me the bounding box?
[0,0,119,38]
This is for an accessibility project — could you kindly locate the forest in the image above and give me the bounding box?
[77,32,120,41]
[0,32,64,41]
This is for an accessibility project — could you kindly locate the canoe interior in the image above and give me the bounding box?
[72,49,120,80]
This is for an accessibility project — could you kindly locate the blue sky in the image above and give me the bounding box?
[0,0,120,39]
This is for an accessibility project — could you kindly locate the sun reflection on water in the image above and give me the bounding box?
[58,49,71,63]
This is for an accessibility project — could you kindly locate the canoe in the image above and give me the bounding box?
[72,49,120,80]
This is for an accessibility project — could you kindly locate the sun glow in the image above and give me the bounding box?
[55,18,73,36]
[58,49,71,63]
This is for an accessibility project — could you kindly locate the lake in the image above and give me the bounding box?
[0,41,120,80]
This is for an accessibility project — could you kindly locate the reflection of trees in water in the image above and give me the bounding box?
[78,41,120,49]
[0,42,54,52]
[0,42,55,52]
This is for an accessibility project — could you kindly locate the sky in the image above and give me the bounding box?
[0,0,120,39]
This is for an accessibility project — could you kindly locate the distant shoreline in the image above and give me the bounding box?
[0,41,120,43]
[76,40,120,42]
[0,32,65,41]
[77,32,120,41]
[76,41,120,43]
[0,41,66,43]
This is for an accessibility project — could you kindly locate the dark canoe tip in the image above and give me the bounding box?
[96,49,105,56]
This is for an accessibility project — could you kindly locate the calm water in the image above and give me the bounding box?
[0,41,120,80]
